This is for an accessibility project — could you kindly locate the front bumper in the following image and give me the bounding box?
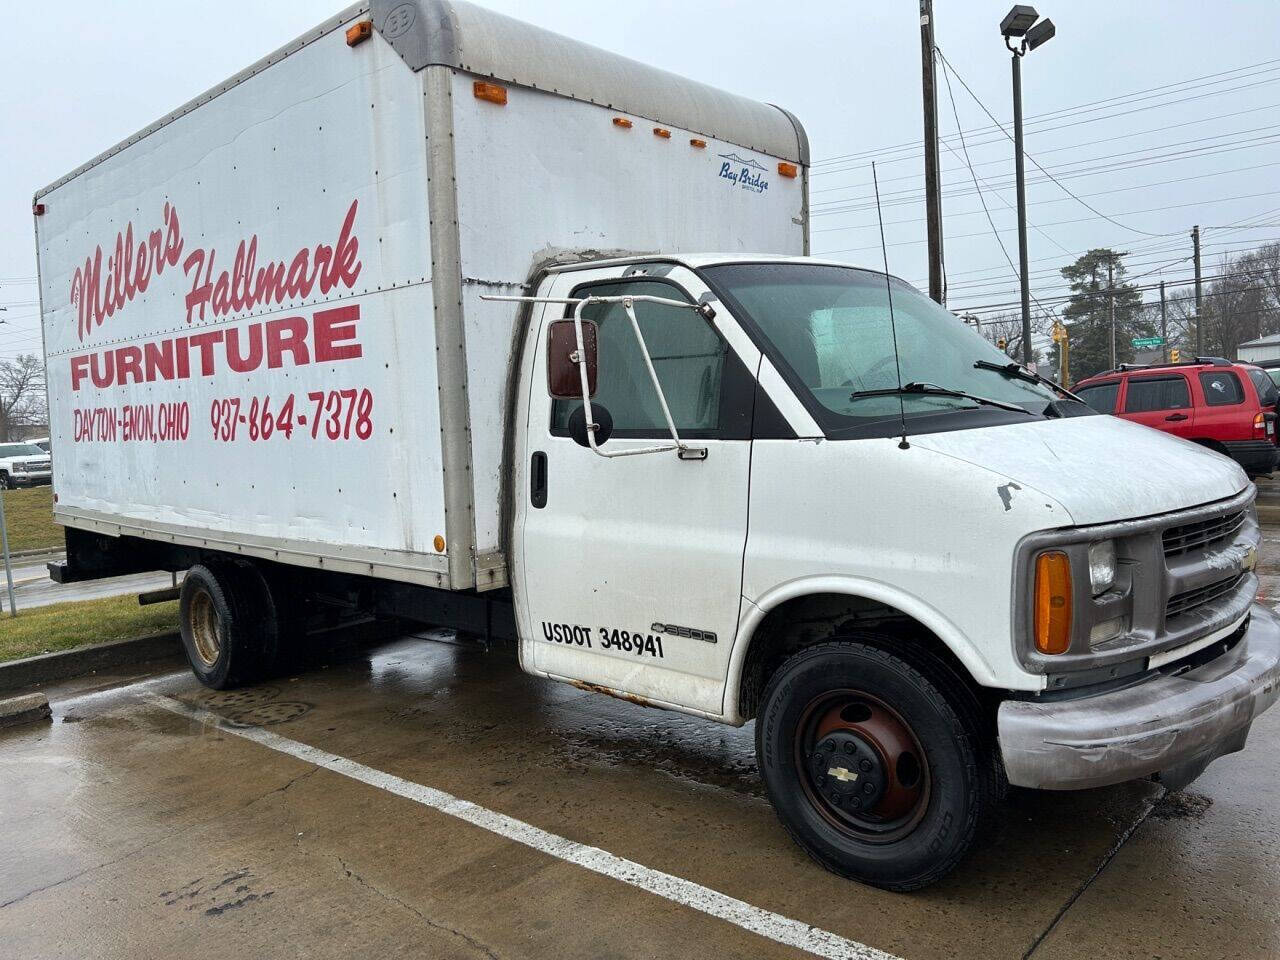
[12,472,51,486]
[998,603,1280,790]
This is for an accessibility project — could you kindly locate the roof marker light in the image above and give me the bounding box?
[473,81,508,105]
[612,117,633,129]
[777,162,798,179]
[689,138,707,149]
[653,127,671,139]
[345,20,373,46]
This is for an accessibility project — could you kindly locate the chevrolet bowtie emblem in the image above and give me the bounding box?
[827,766,859,783]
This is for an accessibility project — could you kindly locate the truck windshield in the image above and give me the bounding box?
[702,262,1057,437]
[0,444,47,457]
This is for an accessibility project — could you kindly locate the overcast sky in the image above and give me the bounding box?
[2,1,1278,357]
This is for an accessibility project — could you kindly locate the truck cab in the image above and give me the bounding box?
[508,253,1280,889]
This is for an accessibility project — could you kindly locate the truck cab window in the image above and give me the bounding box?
[551,280,728,436]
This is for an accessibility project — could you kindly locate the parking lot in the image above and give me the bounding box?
[3,532,1279,960]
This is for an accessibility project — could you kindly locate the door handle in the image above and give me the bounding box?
[1165,413,1189,422]
[530,451,548,509]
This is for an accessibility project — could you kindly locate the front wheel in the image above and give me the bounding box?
[755,639,999,891]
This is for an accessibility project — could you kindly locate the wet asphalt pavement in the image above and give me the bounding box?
[3,556,1280,956]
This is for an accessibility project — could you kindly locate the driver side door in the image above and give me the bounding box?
[513,265,757,715]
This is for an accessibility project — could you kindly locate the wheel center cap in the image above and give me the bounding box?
[809,731,886,812]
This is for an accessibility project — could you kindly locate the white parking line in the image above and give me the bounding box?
[143,692,900,960]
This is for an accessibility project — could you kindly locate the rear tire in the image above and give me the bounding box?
[178,560,280,689]
[755,638,999,891]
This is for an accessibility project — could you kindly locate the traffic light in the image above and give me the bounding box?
[1170,348,1181,363]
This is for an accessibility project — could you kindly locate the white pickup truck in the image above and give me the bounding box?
[0,442,53,488]
[35,0,1280,890]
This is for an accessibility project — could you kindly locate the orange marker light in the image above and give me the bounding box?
[653,127,671,139]
[777,161,799,179]
[689,138,707,149]
[1034,551,1073,655]
[345,20,372,46]
[433,535,446,553]
[612,117,633,129]
[473,81,508,105]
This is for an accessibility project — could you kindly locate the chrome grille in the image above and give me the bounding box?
[1162,509,1247,558]
[1166,573,1245,620]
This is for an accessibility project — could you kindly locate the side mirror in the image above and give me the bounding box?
[547,319,597,399]
[568,403,613,449]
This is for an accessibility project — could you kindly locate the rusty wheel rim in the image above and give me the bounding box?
[793,690,931,843]
[188,589,222,668]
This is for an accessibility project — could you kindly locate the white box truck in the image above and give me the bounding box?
[34,0,1280,890]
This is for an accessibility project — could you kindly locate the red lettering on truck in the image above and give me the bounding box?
[68,305,363,391]
[68,199,362,340]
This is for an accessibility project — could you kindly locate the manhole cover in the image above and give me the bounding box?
[199,686,282,708]
[225,701,312,727]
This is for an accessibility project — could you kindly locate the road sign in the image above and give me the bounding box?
[1131,336,1165,348]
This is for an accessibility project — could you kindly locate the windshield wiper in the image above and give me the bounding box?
[848,381,1034,415]
[973,359,1084,402]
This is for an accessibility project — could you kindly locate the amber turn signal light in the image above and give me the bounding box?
[473,81,508,105]
[1034,551,1073,655]
[345,20,372,46]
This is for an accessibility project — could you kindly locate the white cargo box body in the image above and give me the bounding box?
[35,0,808,591]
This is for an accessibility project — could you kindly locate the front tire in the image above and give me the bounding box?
[178,560,280,689]
[755,639,998,891]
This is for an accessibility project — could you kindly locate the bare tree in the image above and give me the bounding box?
[0,355,47,442]
[968,310,1051,364]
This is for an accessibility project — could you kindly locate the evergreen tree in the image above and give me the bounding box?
[1049,249,1152,383]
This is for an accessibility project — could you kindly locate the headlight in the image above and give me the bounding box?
[1088,540,1117,596]
[11,463,26,472]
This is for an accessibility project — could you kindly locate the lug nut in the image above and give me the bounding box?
[817,775,826,786]
[860,759,873,772]
[849,797,861,809]
[864,781,875,795]
[844,742,854,754]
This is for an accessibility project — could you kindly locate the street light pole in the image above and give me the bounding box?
[1000,5,1055,369]
[1011,52,1032,367]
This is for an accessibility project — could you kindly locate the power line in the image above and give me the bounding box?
[812,57,1280,168]
[812,100,1280,189]
[812,159,1280,222]
[813,190,1280,244]
[813,124,1280,207]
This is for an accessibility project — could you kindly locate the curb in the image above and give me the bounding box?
[0,692,51,728]
[4,547,63,562]
[0,633,183,694]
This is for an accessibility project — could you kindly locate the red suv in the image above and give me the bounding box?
[1074,357,1280,478]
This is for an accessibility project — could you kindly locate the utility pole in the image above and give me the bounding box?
[1159,280,1168,363]
[920,0,944,305]
[1108,256,1116,369]
[1192,225,1203,356]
